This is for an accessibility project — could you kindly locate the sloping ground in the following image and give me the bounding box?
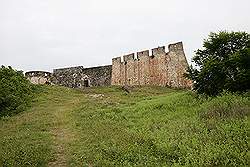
[0,86,249,167]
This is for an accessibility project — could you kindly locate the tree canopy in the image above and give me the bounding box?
[186,31,250,96]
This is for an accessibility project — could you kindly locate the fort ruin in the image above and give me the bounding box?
[25,42,192,89]
[52,65,112,88]
[112,42,191,88]
[25,71,52,85]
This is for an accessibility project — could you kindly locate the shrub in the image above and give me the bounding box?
[199,92,250,121]
[0,66,35,117]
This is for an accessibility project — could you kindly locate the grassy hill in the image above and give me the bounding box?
[0,86,249,167]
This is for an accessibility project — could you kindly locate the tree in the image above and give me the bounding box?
[186,31,250,96]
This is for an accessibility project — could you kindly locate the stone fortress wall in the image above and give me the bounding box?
[112,42,191,88]
[25,65,112,88]
[25,71,52,85]
[25,42,192,89]
[52,65,112,88]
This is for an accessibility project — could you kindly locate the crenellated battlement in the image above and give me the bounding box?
[123,53,135,62]
[152,46,166,55]
[111,41,191,88]
[168,42,184,52]
[111,42,184,65]
[137,50,149,59]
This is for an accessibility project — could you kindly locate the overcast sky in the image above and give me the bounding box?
[0,0,249,72]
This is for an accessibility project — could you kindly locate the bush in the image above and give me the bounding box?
[199,92,250,121]
[0,66,35,117]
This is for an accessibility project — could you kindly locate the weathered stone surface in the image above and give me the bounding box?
[111,42,192,88]
[25,71,52,85]
[52,65,112,88]
[25,41,192,89]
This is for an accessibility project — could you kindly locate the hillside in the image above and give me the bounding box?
[0,86,249,167]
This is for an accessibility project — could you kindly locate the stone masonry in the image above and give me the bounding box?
[52,65,112,88]
[25,71,52,85]
[111,42,192,88]
[25,42,192,89]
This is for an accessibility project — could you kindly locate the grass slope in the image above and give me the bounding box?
[0,86,249,167]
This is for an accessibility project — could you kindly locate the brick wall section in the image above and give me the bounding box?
[111,42,192,88]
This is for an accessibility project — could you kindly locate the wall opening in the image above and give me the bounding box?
[84,79,90,87]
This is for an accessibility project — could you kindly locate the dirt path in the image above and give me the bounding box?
[47,97,82,167]
[48,128,68,167]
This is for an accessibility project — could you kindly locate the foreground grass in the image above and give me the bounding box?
[0,86,85,167]
[0,86,249,166]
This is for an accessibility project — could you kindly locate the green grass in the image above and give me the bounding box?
[0,86,249,166]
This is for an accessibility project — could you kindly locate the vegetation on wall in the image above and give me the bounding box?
[186,31,250,96]
[0,66,36,117]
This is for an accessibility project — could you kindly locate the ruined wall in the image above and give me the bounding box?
[52,65,112,88]
[51,66,85,88]
[25,41,191,89]
[111,42,192,88]
[82,65,112,87]
[25,71,52,84]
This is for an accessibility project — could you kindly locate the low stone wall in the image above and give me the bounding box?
[51,66,85,88]
[52,65,112,88]
[25,71,52,85]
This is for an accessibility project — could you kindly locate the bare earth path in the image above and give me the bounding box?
[48,109,71,167]
[48,95,82,167]
[43,88,83,167]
